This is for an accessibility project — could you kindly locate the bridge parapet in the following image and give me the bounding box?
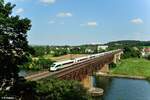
[112,49,123,63]
[26,49,123,82]
[51,49,123,81]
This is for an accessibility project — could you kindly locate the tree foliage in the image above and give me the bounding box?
[145,55,150,60]
[0,2,91,100]
[107,40,150,47]
[0,1,31,93]
[106,40,143,59]
[36,78,91,100]
[121,46,141,59]
[20,57,54,71]
[109,62,117,69]
[0,0,4,4]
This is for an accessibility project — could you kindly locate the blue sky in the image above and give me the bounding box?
[6,0,150,45]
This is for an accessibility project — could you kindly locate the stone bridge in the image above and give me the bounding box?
[26,49,123,89]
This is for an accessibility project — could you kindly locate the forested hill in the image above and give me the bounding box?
[106,40,150,46]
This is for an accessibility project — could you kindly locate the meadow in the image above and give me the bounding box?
[111,58,150,78]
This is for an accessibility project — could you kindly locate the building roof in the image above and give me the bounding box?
[144,48,150,52]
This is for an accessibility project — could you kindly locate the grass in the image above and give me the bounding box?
[111,58,150,78]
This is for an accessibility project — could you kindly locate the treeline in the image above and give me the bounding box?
[121,46,141,59]
[31,45,105,57]
[20,45,106,71]
[106,40,150,47]
[31,40,150,59]
[106,40,150,59]
[19,57,54,71]
[26,40,150,70]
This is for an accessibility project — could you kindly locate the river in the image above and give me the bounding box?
[93,77,150,100]
[19,70,150,100]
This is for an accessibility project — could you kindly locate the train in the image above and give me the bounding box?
[49,49,121,71]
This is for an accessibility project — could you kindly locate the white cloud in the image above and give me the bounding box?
[80,21,98,27]
[5,0,25,2]
[48,20,65,25]
[40,0,56,4]
[56,12,72,17]
[87,22,98,27]
[15,8,24,14]
[130,18,143,24]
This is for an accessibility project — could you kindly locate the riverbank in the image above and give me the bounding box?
[96,72,146,80]
[110,58,150,79]
[94,77,150,100]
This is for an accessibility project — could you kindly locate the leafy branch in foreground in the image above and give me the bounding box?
[0,1,31,95]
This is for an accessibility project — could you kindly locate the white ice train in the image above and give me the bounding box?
[49,50,120,71]
[49,56,90,71]
[50,60,75,71]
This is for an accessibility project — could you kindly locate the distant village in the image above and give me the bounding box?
[141,48,150,57]
[31,44,109,57]
[30,40,150,58]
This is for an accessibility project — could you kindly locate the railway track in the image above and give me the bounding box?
[25,50,122,81]
[25,59,95,81]
[25,54,113,81]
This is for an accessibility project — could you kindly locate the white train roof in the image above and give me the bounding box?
[75,56,89,60]
[52,49,121,65]
[53,59,74,65]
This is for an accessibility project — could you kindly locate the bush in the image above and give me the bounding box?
[109,62,117,69]
[36,58,54,69]
[121,46,141,59]
[7,78,91,100]
[52,50,67,57]
[36,78,91,100]
[145,55,150,60]
[19,58,54,71]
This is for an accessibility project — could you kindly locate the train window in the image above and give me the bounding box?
[79,58,87,61]
[55,65,61,68]
[51,64,56,67]
[62,61,74,65]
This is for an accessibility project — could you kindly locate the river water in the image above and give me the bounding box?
[93,77,150,100]
[19,70,150,100]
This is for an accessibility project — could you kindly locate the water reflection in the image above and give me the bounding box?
[94,77,150,100]
[95,76,112,93]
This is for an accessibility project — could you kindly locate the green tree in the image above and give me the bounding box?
[122,46,141,59]
[0,1,31,94]
[32,46,46,57]
[0,0,4,4]
[36,78,91,100]
[34,57,53,70]
[145,55,150,60]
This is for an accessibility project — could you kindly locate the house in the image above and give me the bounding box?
[97,45,108,50]
[85,48,94,53]
[141,48,150,56]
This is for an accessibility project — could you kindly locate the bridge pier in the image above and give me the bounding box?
[99,64,109,73]
[81,75,93,89]
[26,49,123,94]
[81,64,110,89]
[81,75,104,96]
[113,52,123,64]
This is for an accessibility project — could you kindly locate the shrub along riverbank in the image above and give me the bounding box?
[110,58,150,79]
[36,78,92,100]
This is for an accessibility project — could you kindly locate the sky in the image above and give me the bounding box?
[5,0,150,45]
